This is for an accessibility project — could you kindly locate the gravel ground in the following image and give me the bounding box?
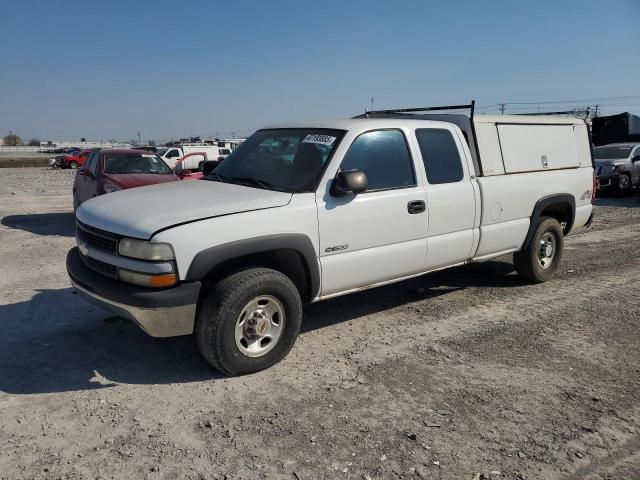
[0,168,639,480]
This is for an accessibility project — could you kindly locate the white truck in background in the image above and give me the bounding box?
[68,102,595,376]
[159,144,230,171]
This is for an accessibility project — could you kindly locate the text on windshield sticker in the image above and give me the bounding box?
[302,134,336,146]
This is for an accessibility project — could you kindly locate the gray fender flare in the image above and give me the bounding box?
[522,193,575,249]
[185,233,320,299]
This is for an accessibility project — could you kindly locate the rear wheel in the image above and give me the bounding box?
[195,267,302,376]
[514,217,564,283]
[69,161,78,169]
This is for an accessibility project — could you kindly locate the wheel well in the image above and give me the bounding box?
[540,202,573,235]
[202,249,312,302]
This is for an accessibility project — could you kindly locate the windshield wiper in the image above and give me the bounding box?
[227,176,274,190]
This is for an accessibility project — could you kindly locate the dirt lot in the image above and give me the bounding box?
[0,168,639,480]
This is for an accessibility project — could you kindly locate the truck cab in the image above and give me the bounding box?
[67,107,594,376]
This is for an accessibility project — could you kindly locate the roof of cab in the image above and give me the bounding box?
[99,148,155,155]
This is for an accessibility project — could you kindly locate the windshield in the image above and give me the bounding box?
[594,146,632,160]
[104,153,172,174]
[209,129,345,192]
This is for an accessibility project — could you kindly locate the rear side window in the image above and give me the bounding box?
[416,129,464,184]
[340,130,415,191]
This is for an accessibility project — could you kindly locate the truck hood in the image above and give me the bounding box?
[77,180,292,239]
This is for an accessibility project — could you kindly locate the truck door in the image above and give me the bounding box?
[163,148,182,169]
[317,129,428,297]
[415,128,478,269]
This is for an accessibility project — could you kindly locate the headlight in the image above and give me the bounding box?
[118,269,177,288]
[118,238,175,261]
[600,165,615,175]
[103,183,121,193]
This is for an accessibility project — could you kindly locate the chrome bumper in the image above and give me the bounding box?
[67,247,200,338]
[70,278,196,337]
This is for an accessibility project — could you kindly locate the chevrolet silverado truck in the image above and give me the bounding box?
[67,103,595,376]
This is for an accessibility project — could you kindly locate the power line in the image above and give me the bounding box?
[499,94,640,106]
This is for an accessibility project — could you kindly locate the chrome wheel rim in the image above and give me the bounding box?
[538,232,556,269]
[234,295,285,357]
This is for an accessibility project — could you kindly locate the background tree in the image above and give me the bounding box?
[27,138,41,146]
[3,132,22,146]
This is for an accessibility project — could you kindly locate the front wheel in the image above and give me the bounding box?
[614,174,630,197]
[69,161,78,169]
[195,267,302,376]
[514,217,564,283]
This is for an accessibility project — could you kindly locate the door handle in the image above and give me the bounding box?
[407,200,425,214]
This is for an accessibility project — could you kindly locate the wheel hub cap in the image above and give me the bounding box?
[538,232,556,269]
[234,295,285,358]
[244,310,270,339]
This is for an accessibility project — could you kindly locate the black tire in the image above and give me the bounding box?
[513,217,564,283]
[70,161,78,169]
[195,267,302,376]
[614,174,630,197]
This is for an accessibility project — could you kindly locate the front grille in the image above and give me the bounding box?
[77,221,118,253]
[83,254,118,278]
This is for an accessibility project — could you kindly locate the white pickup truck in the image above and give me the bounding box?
[67,104,595,375]
[159,144,230,170]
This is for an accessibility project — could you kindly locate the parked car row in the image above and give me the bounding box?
[51,148,98,169]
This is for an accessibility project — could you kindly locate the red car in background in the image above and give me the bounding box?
[61,149,98,169]
[73,149,180,211]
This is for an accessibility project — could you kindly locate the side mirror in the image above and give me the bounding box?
[202,160,219,176]
[330,169,368,197]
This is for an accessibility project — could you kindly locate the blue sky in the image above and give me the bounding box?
[1,0,639,142]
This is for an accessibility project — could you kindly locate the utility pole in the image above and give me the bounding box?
[594,104,599,117]
[370,97,375,112]
[136,131,142,146]
[232,132,236,139]
[499,103,506,115]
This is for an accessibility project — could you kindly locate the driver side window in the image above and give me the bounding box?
[340,129,416,192]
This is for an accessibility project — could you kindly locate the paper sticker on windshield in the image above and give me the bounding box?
[142,154,155,158]
[302,134,336,146]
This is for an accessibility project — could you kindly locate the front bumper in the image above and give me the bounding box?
[66,247,201,337]
[596,174,614,190]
